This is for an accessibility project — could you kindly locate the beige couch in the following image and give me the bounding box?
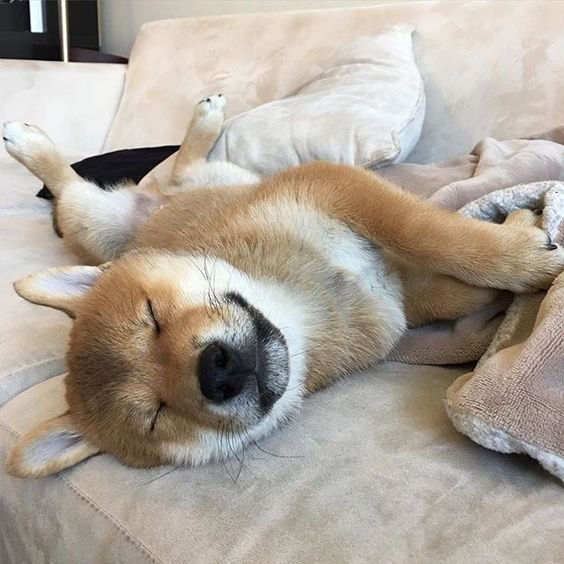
[2,2,564,562]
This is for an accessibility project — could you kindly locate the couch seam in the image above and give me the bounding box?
[60,476,162,564]
[0,420,17,437]
[2,357,66,407]
[0,422,162,564]
[5,356,65,379]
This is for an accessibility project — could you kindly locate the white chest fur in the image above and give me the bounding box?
[246,198,404,306]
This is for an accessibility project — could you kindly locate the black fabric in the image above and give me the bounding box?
[36,145,180,199]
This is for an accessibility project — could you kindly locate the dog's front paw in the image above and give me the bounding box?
[504,226,564,292]
[2,121,56,164]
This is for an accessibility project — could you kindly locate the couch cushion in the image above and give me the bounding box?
[104,1,564,164]
[3,363,564,563]
[0,161,74,406]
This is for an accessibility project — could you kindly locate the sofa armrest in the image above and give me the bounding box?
[0,59,126,160]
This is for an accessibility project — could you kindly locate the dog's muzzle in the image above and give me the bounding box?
[197,292,289,414]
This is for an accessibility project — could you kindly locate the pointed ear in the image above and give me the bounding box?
[6,413,100,478]
[13,264,108,317]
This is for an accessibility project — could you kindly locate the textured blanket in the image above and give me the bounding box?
[378,128,564,483]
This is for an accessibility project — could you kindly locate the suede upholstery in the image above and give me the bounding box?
[105,1,564,165]
[2,2,564,562]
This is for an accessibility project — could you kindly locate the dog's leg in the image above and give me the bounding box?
[3,122,162,264]
[398,266,508,326]
[272,163,564,293]
[399,210,539,325]
[501,208,541,228]
[3,121,81,196]
[170,94,226,185]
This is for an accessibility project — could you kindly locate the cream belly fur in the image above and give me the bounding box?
[3,95,564,478]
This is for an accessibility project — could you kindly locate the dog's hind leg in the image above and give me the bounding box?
[170,94,226,186]
[3,121,81,198]
[397,265,509,327]
[3,121,162,264]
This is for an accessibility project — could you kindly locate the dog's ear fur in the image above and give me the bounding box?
[13,264,108,317]
[6,413,100,478]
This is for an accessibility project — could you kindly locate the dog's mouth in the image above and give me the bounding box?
[200,292,289,419]
[229,292,289,410]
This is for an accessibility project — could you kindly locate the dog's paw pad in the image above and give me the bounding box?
[196,94,226,115]
[3,121,25,144]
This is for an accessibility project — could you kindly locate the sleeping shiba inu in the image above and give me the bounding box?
[4,95,563,478]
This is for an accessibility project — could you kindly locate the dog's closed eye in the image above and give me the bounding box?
[147,299,161,334]
[150,402,166,432]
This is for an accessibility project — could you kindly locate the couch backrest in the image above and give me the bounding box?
[104,1,564,164]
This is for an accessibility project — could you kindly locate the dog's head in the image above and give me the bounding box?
[7,252,307,478]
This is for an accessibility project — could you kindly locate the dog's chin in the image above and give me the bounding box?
[165,384,301,469]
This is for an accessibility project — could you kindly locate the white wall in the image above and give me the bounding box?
[99,0,384,57]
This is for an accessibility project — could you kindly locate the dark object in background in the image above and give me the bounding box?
[0,0,125,62]
[36,145,180,199]
[0,0,62,60]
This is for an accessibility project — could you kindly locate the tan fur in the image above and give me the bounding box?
[170,95,226,185]
[4,97,563,478]
[5,414,100,478]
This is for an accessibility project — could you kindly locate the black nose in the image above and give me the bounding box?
[198,343,253,402]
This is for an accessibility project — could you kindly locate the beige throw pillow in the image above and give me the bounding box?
[210,25,424,174]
